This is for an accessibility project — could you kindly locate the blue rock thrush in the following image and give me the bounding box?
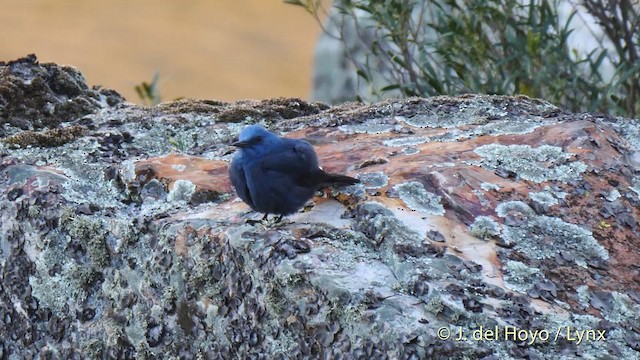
[229,125,359,223]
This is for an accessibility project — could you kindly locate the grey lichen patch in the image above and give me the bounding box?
[480,182,500,191]
[469,216,501,240]
[528,191,559,207]
[497,202,609,266]
[65,215,110,267]
[474,144,588,183]
[425,296,445,315]
[543,313,611,357]
[30,261,89,316]
[602,117,640,150]
[352,202,431,271]
[167,179,196,203]
[602,292,640,324]
[630,177,640,199]
[119,160,137,184]
[330,181,366,199]
[576,285,591,310]
[400,113,484,129]
[126,115,222,157]
[606,189,621,202]
[357,171,389,189]
[171,164,187,172]
[393,181,445,215]
[401,147,420,155]
[503,261,544,293]
[468,118,553,139]
[338,123,396,134]
[383,136,430,147]
[606,329,640,359]
[29,233,93,316]
[496,201,536,218]
[543,185,569,200]
[472,189,490,208]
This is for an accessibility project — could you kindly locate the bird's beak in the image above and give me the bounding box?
[232,140,249,148]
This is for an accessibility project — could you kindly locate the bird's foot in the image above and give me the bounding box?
[265,214,290,227]
[245,214,289,226]
[245,213,269,225]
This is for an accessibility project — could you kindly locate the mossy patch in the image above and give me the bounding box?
[2,125,84,148]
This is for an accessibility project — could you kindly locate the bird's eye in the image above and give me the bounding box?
[255,136,263,142]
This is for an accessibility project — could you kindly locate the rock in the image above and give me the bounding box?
[1,58,639,359]
[0,54,123,135]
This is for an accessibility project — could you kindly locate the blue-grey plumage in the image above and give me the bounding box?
[229,125,359,222]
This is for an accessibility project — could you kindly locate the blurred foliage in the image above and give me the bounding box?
[135,72,162,106]
[288,0,640,117]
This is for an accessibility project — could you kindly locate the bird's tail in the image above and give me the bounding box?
[317,171,360,186]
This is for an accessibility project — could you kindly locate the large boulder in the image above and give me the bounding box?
[0,58,639,359]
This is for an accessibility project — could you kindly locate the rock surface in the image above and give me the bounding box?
[1,57,639,359]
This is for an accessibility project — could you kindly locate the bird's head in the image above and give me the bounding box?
[232,125,281,156]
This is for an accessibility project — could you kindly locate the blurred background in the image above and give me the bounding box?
[0,0,322,103]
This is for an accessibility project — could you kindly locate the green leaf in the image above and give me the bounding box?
[282,0,305,6]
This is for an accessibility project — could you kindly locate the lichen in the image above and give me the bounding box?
[29,233,92,316]
[602,292,640,324]
[496,201,536,218]
[474,144,588,183]
[469,118,546,136]
[426,296,445,315]
[529,191,559,207]
[503,261,543,293]
[497,202,609,265]
[338,123,396,134]
[167,179,196,203]
[393,181,445,215]
[399,112,481,128]
[65,215,110,267]
[630,176,640,199]
[469,216,501,240]
[357,171,389,189]
[576,285,590,309]
[401,147,420,155]
[480,182,500,191]
[383,136,430,147]
[605,189,621,202]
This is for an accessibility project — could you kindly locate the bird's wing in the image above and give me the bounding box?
[259,141,319,174]
[229,157,255,208]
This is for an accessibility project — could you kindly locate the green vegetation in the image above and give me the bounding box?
[135,72,163,106]
[287,0,640,117]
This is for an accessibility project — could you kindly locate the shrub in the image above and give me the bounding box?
[287,0,640,117]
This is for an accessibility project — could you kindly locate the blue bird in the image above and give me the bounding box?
[229,125,359,223]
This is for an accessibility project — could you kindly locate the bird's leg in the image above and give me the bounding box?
[274,214,284,223]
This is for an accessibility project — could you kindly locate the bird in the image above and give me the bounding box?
[229,124,359,223]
